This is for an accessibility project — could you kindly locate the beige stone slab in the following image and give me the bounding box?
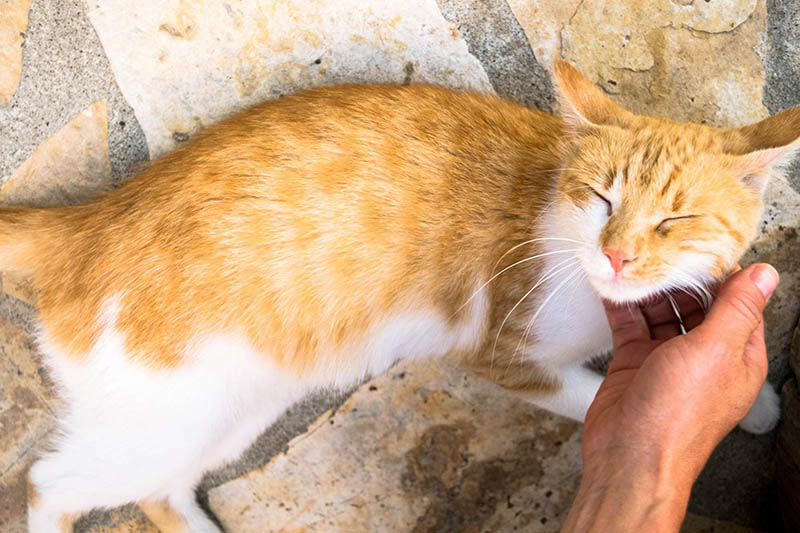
[0,317,57,531]
[0,446,37,533]
[0,99,111,208]
[86,0,493,158]
[0,316,54,492]
[209,359,582,532]
[508,0,767,128]
[0,271,35,306]
[0,0,33,106]
[505,0,581,70]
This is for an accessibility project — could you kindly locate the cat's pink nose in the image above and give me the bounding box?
[603,246,636,273]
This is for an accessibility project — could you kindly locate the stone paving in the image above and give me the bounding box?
[1,0,799,531]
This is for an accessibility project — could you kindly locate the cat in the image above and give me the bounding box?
[3,59,795,532]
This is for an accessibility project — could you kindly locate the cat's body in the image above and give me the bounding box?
[4,61,796,532]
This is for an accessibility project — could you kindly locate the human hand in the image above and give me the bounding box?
[562,263,779,532]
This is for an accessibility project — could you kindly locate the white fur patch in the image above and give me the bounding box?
[32,299,308,518]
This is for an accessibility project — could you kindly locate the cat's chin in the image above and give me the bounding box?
[587,276,662,305]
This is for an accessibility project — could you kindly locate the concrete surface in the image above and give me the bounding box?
[1,0,798,531]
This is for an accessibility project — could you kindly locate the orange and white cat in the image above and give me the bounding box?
[3,60,795,532]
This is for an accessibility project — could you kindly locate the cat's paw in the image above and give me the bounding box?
[739,383,781,434]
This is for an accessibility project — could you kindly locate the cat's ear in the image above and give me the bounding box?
[552,58,634,130]
[726,105,800,193]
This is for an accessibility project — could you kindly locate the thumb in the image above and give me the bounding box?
[697,263,778,351]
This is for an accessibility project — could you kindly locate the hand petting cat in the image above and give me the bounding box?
[562,263,779,532]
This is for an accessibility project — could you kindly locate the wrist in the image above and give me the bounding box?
[562,450,693,532]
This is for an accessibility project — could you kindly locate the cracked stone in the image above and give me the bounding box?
[208,360,582,532]
[509,0,766,128]
[86,0,493,158]
[0,0,33,106]
[0,316,55,532]
[0,99,111,208]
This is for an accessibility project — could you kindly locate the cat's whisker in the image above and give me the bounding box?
[666,265,713,311]
[451,243,582,319]
[674,269,713,311]
[489,238,582,275]
[512,266,584,366]
[489,256,580,373]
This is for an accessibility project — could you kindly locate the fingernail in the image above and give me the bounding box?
[750,264,779,299]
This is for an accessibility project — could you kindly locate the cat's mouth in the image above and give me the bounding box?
[586,274,665,304]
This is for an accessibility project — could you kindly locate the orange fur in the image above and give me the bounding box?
[15,59,800,533]
[1,63,797,381]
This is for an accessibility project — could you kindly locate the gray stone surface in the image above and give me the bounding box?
[434,0,555,112]
[86,0,492,159]
[0,1,798,531]
[0,0,148,182]
[208,360,583,532]
[761,0,800,198]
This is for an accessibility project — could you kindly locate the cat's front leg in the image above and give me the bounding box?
[462,355,603,423]
[519,363,604,422]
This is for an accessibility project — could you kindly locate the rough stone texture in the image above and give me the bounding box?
[86,0,493,159]
[209,360,582,532]
[742,178,800,372]
[506,0,582,71]
[0,1,798,531]
[0,0,32,106]
[762,0,800,183]
[513,0,768,127]
[0,316,56,533]
[0,0,148,181]
[0,272,35,306]
[776,378,800,532]
[434,0,555,111]
[1,99,110,207]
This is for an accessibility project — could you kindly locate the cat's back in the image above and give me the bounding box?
[27,84,562,372]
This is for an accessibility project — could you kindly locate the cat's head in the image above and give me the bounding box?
[550,59,800,304]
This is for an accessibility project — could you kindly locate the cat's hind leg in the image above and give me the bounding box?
[28,331,304,532]
[739,381,781,434]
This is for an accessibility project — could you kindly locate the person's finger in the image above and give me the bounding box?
[650,322,682,340]
[695,263,778,352]
[650,306,705,339]
[682,309,705,331]
[604,302,651,351]
[603,303,658,371]
[642,291,702,326]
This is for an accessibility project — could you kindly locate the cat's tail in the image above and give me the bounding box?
[0,206,49,276]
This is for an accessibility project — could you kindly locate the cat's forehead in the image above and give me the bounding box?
[598,125,725,190]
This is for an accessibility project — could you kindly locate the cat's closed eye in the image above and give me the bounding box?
[656,215,699,234]
[592,189,612,216]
